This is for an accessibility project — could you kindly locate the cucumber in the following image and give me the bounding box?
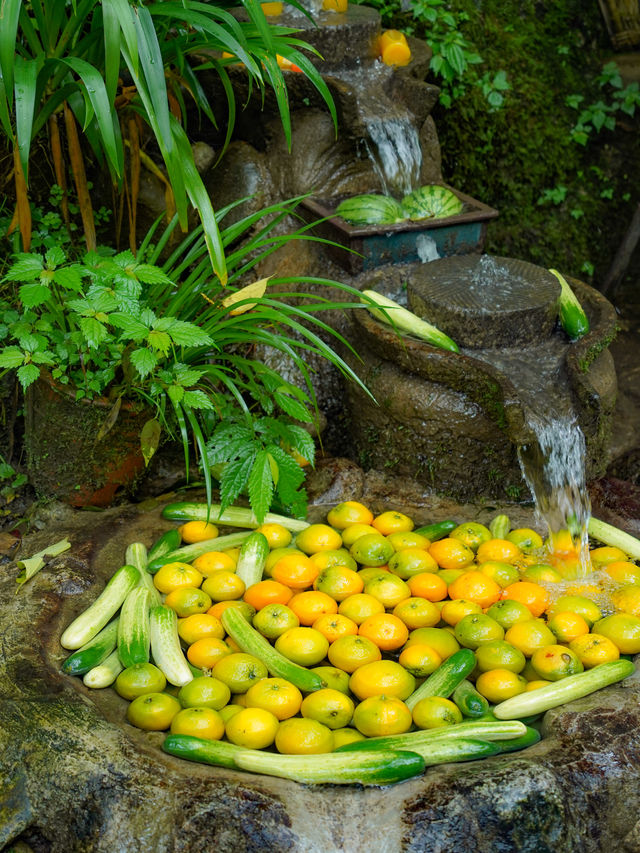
[149,605,194,687]
[61,618,119,676]
[587,517,640,561]
[336,719,526,753]
[146,531,253,574]
[361,290,460,353]
[489,514,510,539]
[235,532,270,589]
[118,587,151,667]
[82,649,124,689]
[452,679,490,718]
[405,648,476,711]
[336,735,500,763]
[148,528,182,563]
[60,564,140,650]
[126,542,162,606]
[494,726,541,754]
[161,502,310,533]
[413,520,457,542]
[162,734,425,785]
[549,268,590,340]
[493,659,635,719]
[221,606,325,693]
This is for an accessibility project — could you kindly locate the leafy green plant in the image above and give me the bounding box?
[1,0,335,280]
[567,62,640,146]
[0,196,368,518]
[0,456,28,502]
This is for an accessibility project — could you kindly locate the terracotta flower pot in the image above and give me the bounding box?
[25,373,151,507]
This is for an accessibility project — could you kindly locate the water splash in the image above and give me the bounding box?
[416,234,440,263]
[364,117,422,197]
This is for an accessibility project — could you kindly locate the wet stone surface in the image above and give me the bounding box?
[1,466,640,852]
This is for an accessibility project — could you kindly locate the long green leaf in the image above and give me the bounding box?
[0,0,23,111]
[100,0,121,105]
[102,0,138,77]
[184,404,213,510]
[14,55,38,182]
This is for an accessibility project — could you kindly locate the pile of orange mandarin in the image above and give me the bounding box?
[118,501,640,751]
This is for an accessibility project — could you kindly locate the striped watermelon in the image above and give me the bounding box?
[401,185,463,221]
[335,194,406,226]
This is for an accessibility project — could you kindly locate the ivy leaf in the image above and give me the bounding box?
[17,363,41,389]
[248,449,274,524]
[19,282,52,308]
[5,255,44,282]
[130,347,157,379]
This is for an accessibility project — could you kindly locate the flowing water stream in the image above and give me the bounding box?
[363,115,422,197]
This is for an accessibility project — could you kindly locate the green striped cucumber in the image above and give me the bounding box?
[401,185,463,221]
[222,606,325,693]
[163,734,425,785]
[549,268,589,340]
[160,502,310,533]
[414,520,457,541]
[61,618,119,676]
[494,726,541,754]
[338,735,500,764]
[235,532,270,589]
[118,587,151,667]
[82,649,124,689]
[336,719,526,754]
[126,542,162,606]
[148,528,182,563]
[361,290,459,353]
[452,679,490,718]
[147,531,253,574]
[335,194,406,226]
[60,564,140,650]
[493,659,634,719]
[149,605,194,687]
[405,649,476,711]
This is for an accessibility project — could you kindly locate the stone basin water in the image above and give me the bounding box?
[2,476,640,852]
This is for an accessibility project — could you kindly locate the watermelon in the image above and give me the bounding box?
[335,194,406,226]
[401,185,464,221]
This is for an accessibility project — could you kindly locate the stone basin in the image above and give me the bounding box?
[2,475,640,852]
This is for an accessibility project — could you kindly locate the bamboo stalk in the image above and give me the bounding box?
[48,113,71,228]
[12,145,32,252]
[63,101,96,252]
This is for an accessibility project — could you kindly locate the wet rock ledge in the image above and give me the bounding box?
[2,481,640,853]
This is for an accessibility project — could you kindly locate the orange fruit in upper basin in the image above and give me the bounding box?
[178,520,219,543]
[530,644,583,681]
[295,524,343,555]
[440,598,482,627]
[476,538,522,564]
[371,510,414,535]
[327,501,374,530]
[244,677,303,721]
[593,613,640,654]
[178,613,225,645]
[500,581,549,618]
[407,571,448,602]
[271,553,319,589]
[521,564,563,584]
[589,546,628,568]
[349,660,415,701]
[547,595,602,627]
[312,612,359,643]
[428,538,475,570]
[546,610,590,643]
[610,584,640,617]
[288,590,338,625]
[477,560,520,588]
[504,619,555,657]
[606,561,640,585]
[243,579,293,611]
[192,550,237,576]
[392,597,441,630]
[447,571,502,609]
[358,612,409,651]
[569,633,620,667]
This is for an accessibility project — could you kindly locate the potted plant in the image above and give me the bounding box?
[0,197,367,514]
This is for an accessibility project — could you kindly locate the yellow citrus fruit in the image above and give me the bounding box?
[341,524,379,547]
[358,612,409,650]
[593,613,640,654]
[521,564,563,584]
[178,675,231,710]
[178,520,219,543]
[526,679,553,691]
[352,695,413,737]
[313,566,364,601]
[403,626,460,659]
[448,571,502,609]
[288,590,338,625]
[165,586,212,618]
[186,637,232,670]
[310,665,351,694]
[252,603,299,639]
[474,640,526,673]
[264,547,305,576]
[398,643,442,677]
[505,528,544,552]
[440,598,483,627]
[348,659,415,701]
[177,613,225,645]
[327,634,381,672]
[412,696,463,729]
[312,612,359,643]
[326,501,374,529]
[450,522,492,552]
[546,610,590,643]
[126,692,181,731]
[153,562,203,595]
[169,707,225,740]
[212,652,268,693]
[255,523,292,549]
[500,581,549,618]
[350,533,395,567]
[295,524,343,555]
[275,718,334,754]
[590,545,628,567]
[332,727,367,748]
[485,599,534,630]
[243,580,293,611]
[610,584,640,618]
[476,539,522,565]
[115,663,166,700]
[274,627,330,666]
[474,669,528,703]
[407,572,448,602]
[271,553,319,590]
[388,548,439,579]
[504,619,556,657]
[428,538,475,570]
[371,510,414,535]
[387,531,431,551]
[530,644,583,680]
[454,613,504,649]
[309,550,358,574]
[477,560,520,588]
[300,688,355,729]
[392,597,441,630]
[547,595,602,627]
[244,677,302,720]
[606,561,640,585]
[569,632,620,667]
[364,573,411,608]
[201,571,245,602]
[225,707,279,749]
[191,550,237,575]
[337,592,385,625]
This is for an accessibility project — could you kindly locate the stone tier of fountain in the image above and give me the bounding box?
[339,255,618,502]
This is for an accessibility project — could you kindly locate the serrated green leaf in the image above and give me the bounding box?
[274,391,313,422]
[80,316,108,347]
[285,424,316,465]
[19,282,51,308]
[130,347,157,378]
[45,247,66,268]
[5,256,44,282]
[148,329,172,354]
[0,347,26,368]
[220,453,255,511]
[167,319,213,348]
[17,363,40,389]
[109,313,149,340]
[248,448,274,523]
[53,267,84,292]
[181,389,215,410]
[130,263,171,284]
[141,418,162,465]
